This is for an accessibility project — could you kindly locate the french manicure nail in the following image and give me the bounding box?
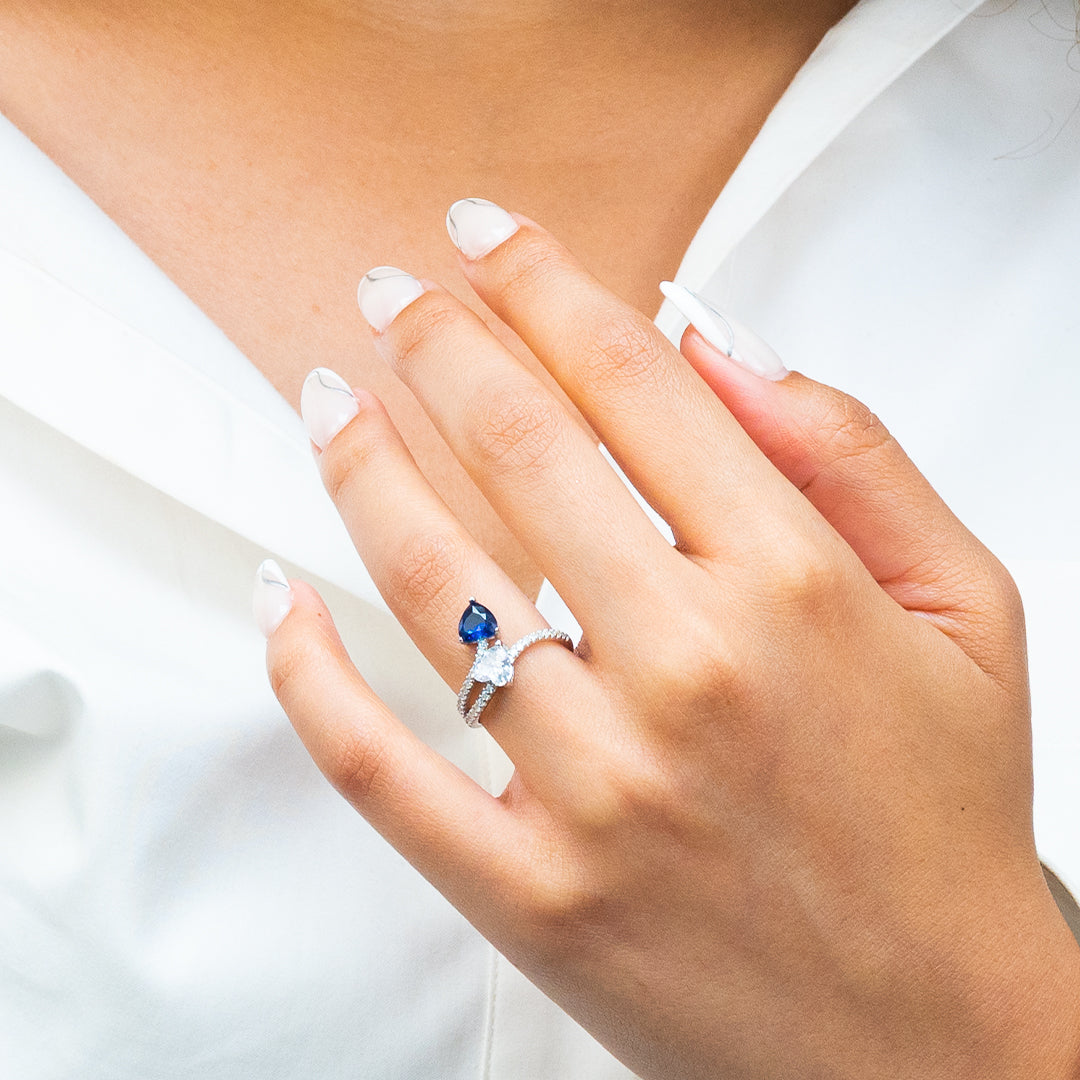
[446,198,519,259]
[253,558,293,638]
[659,281,788,381]
[357,265,425,333]
[301,367,360,450]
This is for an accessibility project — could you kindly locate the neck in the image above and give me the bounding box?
[118,0,853,171]
[236,0,853,44]
[17,0,857,174]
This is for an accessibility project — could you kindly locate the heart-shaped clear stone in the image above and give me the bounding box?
[471,643,513,686]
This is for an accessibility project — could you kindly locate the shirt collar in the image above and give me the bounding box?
[0,246,385,607]
[656,0,985,338]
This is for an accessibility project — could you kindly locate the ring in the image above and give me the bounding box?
[456,599,574,727]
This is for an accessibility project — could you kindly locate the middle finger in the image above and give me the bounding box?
[356,266,681,640]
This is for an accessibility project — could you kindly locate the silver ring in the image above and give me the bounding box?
[456,599,574,728]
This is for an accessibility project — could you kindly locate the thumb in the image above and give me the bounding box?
[660,283,1025,687]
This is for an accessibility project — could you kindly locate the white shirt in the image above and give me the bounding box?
[1,1,1077,1076]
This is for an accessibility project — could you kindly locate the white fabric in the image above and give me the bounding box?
[1,1,1077,1076]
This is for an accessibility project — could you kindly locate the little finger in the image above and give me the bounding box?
[255,564,534,922]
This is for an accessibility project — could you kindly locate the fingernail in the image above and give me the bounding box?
[301,367,360,450]
[253,558,293,638]
[446,198,519,259]
[659,282,788,381]
[357,265,425,333]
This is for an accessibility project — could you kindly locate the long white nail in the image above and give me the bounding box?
[659,282,788,381]
[357,266,425,333]
[301,367,360,450]
[253,558,293,638]
[446,198,519,259]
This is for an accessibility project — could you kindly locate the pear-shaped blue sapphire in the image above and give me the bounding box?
[458,600,498,643]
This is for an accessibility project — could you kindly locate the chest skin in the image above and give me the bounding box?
[0,0,856,598]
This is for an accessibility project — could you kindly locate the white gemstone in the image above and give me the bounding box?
[471,643,513,686]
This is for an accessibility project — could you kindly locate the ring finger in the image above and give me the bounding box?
[300,372,596,780]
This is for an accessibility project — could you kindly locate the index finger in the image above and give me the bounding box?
[445,199,815,562]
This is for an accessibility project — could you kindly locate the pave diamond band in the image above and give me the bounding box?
[456,601,574,727]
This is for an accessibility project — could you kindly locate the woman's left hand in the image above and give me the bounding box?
[257,201,1080,1080]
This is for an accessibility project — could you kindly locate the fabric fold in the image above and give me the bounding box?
[0,250,383,609]
[656,0,984,341]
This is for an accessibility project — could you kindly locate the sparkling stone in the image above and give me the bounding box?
[458,600,498,643]
[471,643,513,686]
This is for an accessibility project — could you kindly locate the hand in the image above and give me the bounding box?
[257,201,1080,1079]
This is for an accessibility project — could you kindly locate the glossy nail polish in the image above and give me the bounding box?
[659,281,788,381]
[253,558,293,637]
[300,367,360,450]
[357,266,425,333]
[446,198,519,259]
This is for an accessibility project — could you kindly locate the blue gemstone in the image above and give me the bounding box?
[458,600,498,643]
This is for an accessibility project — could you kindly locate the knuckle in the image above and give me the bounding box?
[766,549,845,611]
[645,609,743,706]
[326,726,393,804]
[268,635,321,707]
[389,298,462,379]
[514,854,614,951]
[321,450,353,507]
[584,315,672,392]
[811,391,893,467]
[496,241,574,307]
[470,382,567,476]
[385,530,468,614]
[648,604,718,678]
[676,604,726,665]
[985,556,1026,633]
[577,757,675,834]
[320,420,385,506]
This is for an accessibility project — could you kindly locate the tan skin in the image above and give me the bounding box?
[5,2,1080,1077]
[0,0,854,597]
[273,221,1080,1077]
